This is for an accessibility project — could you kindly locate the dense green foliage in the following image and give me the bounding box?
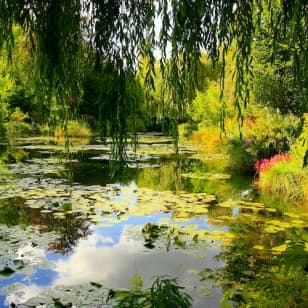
[252,1,307,116]
[0,1,307,156]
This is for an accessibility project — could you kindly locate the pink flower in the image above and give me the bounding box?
[254,153,290,174]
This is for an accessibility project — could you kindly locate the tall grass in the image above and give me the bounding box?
[257,159,307,204]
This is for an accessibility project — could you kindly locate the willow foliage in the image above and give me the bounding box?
[0,0,307,158]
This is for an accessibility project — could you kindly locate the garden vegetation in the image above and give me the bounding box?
[0,1,307,306]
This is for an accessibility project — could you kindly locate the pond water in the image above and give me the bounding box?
[0,135,308,307]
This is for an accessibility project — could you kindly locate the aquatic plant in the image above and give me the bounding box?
[221,238,308,306]
[115,276,192,308]
[218,210,308,308]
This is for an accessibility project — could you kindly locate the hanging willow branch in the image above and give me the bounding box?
[0,0,306,159]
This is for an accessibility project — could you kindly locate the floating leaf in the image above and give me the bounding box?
[181,172,231,180]
[265,208,277,213]
[0,266,15,277]
[253,245,265,250]
[271,244,287,254]
[284,212,300,219]
[264,225,283,234]
[174,236,186,247]
[13,259,25,269]
[174,212,191,220]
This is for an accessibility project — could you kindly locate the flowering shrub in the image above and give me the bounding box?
[254,153,307,204]
[254,153,291,174]
[242,110,300,159]
[226,108,300,175]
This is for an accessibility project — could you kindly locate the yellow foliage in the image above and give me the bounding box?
[9,107,29,122]
[190,126,223,153]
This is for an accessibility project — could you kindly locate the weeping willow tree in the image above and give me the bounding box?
[0,0,307,159]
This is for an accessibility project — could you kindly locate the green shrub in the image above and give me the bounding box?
[253,116,308,204]
[4,108,32,142]
[190,85,222,126]
[54,120,92,138]
[5,121,32,137]
[227,139,255,174]
[226,108,301,174]
[242,108,301,159]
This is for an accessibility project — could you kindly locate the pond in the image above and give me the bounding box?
[0,134,308,307]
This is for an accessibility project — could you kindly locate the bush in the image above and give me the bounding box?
[227,139,256,174]
[54,120,92,138]
[190,125,225,153]
[253,115,308,204]
[256,157,307,204]
[254,153,291,174]
[190,85,222,126]
[226,108,301,174]
[4,108,32,142]
[37,124,52,136]
[242,108,301,159]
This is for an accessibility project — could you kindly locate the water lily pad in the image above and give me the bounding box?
[181,172,231,180]
[284,212,300,219]
[265,207,277,213]
[264,225,284,234]
[271,244,287,254]
[13,259,25,269]
[0,266,15,277]
[253,245,265,250]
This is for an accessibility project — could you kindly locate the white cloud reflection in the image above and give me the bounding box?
[4,225,223,307]
[5,284,45,306]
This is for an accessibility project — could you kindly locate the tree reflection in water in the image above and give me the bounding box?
[0,197,92,254]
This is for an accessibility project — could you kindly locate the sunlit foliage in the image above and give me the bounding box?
[0,0,306,157]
